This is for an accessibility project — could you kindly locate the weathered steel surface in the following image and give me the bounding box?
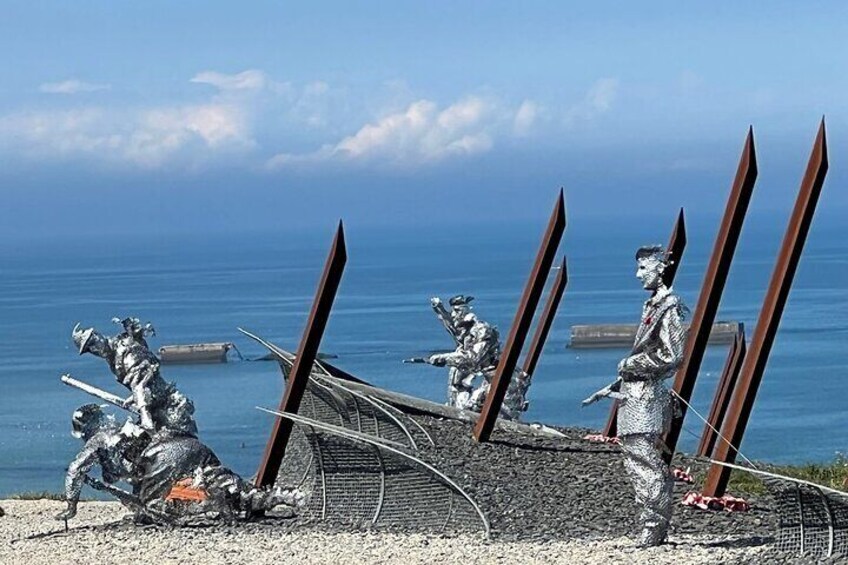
[255,222,347,487]
[521,256,568,377]
[473,190,566,442]
[662,129,758,462]
[696,323,746,457]
[603,208,687,438]
[704,120,828,497]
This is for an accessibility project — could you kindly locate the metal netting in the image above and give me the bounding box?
[300,375,433,449]
[276,415,489,536]
[762,476,848,558]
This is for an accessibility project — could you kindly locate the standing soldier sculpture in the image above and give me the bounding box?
[583,245,687,546]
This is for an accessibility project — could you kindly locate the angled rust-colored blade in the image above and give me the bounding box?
[696,323,746,457]
[662,128,758,462]
[704,120,828,497]
[521,256,568,378]
[255,221,347,487]
[473,190,566,442]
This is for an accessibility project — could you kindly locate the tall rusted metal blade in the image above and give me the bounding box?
[521,256,568,377]
[662,128,758,463]
[473,190,566,442]
[255,221,348,487]
[603,208,687,437]
[704,120,829,497]
[696,323,746,457]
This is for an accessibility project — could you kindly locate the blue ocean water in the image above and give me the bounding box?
[0,212,845,497]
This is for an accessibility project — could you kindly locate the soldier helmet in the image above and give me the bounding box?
[72,323,111,356]
[71,404,107,439]
[449,295,475,307]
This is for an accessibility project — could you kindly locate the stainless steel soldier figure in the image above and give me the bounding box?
[584,244,686,546]
[427,313,501,410]
[72,317,197,436]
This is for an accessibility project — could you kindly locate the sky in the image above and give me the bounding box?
[0,2,846,239]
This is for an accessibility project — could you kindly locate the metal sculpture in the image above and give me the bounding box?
[696,323,746,457]
[703,120,829,497]
[71,317,197,436]
[256,221,347,487]
[583,244,687,546]
[58,321,304,524]
[662,130,758,461]
[522,257,568,377]
[474,190,566,442]
[259,408,490,537]
[604,208,686,437]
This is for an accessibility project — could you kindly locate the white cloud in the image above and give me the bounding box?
[0,103,252,168]
[190,69,267,91]
[513,100,538,136]
[565,78,619,125]
[268,96,504,169]
[39,79,111,94]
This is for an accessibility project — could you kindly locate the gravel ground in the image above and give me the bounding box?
[0,500,774,564]
[411,416,776,543]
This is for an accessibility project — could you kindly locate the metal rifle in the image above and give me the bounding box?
[581,377,625,407]
[60,374,135,412]
[402,357,430,364]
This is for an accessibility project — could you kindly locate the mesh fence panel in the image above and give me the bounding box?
[763,476,848,558]
[277,420,487,535]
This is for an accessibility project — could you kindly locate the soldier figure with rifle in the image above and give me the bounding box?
[582,245,687,546]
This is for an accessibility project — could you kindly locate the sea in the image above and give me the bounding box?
[0,211,846,497]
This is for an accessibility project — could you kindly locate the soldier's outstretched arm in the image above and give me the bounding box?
[56,440,100,521]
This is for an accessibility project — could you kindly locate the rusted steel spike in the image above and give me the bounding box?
[255,221,347,487]
[473,190,566,442]
[696,323,746,457]
[603,208,687,437]
[521,256,568,378]
[662,128,758,463]
[704,120,829,497]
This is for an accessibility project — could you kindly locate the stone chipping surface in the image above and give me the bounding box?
[0,500,774,564]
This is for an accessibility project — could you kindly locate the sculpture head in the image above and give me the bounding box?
[448,295,474,320]
[635,245,668,291]
[71,403,111,440]
[72,323,112,358]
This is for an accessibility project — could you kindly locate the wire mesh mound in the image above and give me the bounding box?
[762,476,848,558]
[303,375,434,450]
[276,415,489,537]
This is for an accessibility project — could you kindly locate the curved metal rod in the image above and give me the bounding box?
[372,445,387,525]
[711,460,848,499]
[316,375,418,450]
[257,407,491,539]
[368,395,436,447]
[817,486,835,557]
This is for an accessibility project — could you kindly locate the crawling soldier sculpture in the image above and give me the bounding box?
[583,245,687,546]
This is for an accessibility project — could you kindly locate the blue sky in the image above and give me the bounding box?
[0,2,845,238]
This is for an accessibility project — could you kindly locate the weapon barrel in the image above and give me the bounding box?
[60,374,132,411]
